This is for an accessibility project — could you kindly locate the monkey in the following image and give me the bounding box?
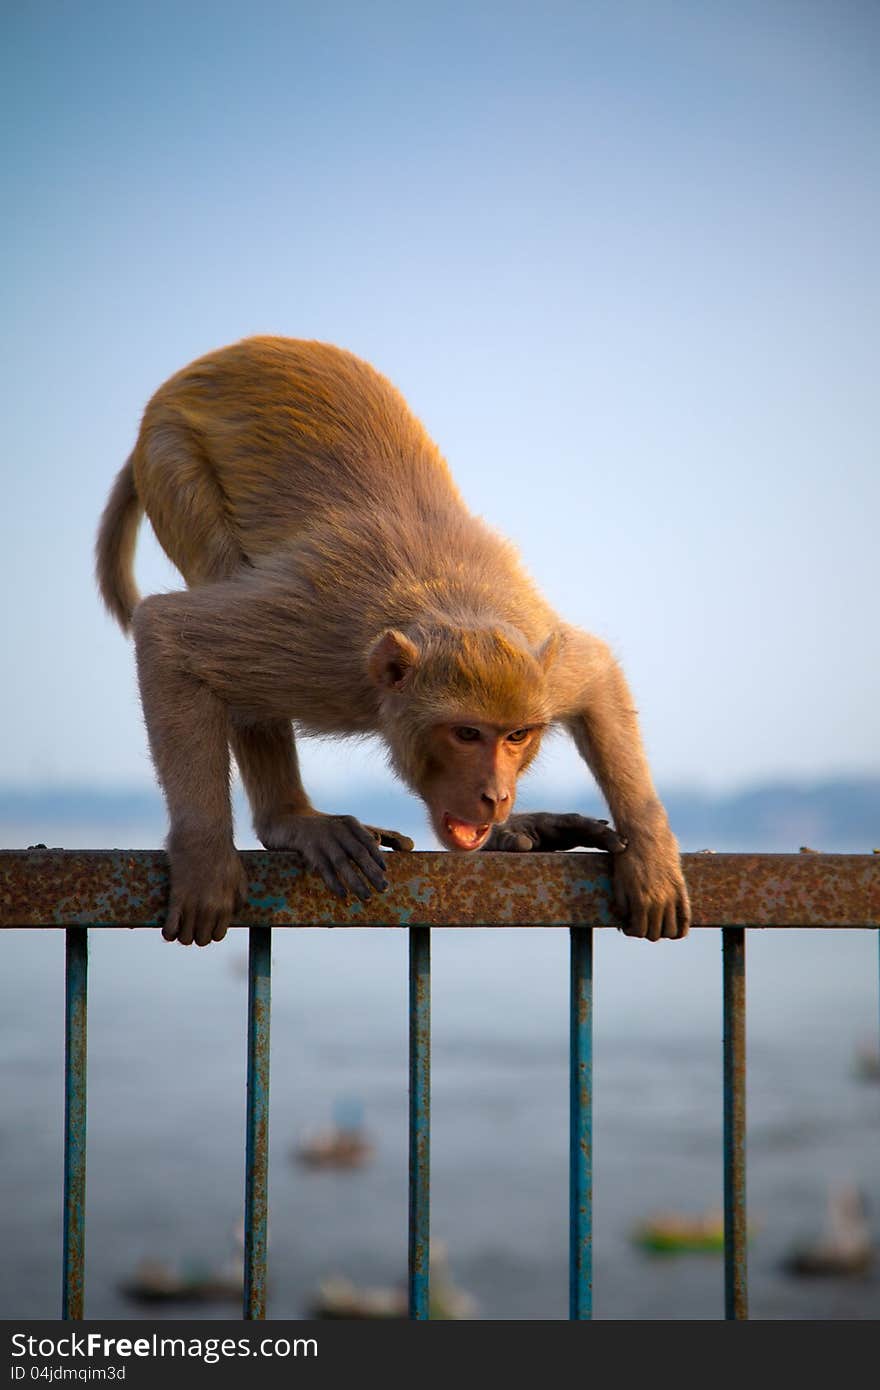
[95,336,690,948]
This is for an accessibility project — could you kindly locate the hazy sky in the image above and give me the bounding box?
[2,0,877,800]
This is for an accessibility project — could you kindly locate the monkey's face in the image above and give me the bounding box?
[367,625,555,852]
[418,720,543,851]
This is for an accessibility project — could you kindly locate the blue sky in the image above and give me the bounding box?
[2,0,877,799]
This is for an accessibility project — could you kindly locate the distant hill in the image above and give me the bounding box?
[0,778,877,853]
[660,780,880,852]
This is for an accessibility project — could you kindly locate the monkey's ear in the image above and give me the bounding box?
[536,629,563,672]
[367,629,421,690]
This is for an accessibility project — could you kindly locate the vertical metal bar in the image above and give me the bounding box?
[408,926,431,1319]
[244,926,272,1319]
[569,926,593,1319]
[62,927,88,1320]
[722,926,748,1319]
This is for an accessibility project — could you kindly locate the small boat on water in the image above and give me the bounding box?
[295,1126,375,1170]
[121,1255,243,1304]
[784,1184,873,1278]
[633,1207,726,1254]
[295,1098,375,1170]
[120,1222,244,1304]
[309,1242,477,1319]
[309,1276,406,1319]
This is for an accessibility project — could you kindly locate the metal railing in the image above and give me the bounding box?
[2,848,878,1321]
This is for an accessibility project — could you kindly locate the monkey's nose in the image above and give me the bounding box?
[481,789,510,810]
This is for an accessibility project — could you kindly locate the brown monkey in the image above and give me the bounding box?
[96,336,690,947]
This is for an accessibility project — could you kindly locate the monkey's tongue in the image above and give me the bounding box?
[443,814,491,850]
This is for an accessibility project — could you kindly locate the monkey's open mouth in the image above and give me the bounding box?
[442,814,492,851]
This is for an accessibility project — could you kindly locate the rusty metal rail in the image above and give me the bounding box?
[722,927,747,1318]
[243,926,271,1319]
[408,927,431,1319]
[1,849,878,1322]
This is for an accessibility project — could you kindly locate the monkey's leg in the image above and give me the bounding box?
[556,631,691,941]
[134,578,410,923]
[132,595,248,947]
[230,719,411,901]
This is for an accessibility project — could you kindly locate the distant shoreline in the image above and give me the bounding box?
[0,776,878,853]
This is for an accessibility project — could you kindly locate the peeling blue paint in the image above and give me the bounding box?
[249,894,289,913]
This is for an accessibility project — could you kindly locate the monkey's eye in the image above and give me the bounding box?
[506,728,530,744]
[453,726,481,743]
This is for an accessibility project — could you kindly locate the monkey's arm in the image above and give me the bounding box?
[230,718,413,892]
[556,630,690,941]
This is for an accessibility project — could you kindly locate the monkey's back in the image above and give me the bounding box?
[133,336,465,584]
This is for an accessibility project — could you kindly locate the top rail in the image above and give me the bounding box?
[1,850,878,928]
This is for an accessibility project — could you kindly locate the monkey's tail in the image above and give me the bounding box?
[95,453,143,633]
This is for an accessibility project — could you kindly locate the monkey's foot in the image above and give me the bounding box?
[483,812,627,854]
[163,843,249,947]
[259,812,400,900]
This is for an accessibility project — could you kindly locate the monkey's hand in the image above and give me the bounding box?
[363,825,415,853]
[259,812,409,900]
[163,840,249,947]
[611,830,690,941]
[483,812,627,854]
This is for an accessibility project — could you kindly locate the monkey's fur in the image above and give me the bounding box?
[96,336,690,947]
